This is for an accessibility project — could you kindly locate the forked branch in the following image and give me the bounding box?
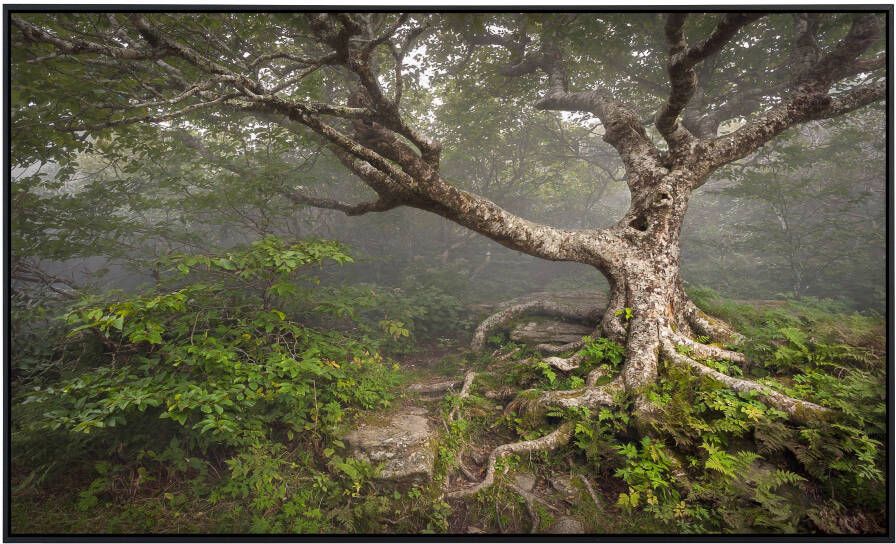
[656,13,764,151]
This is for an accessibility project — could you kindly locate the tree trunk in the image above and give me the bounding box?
[595,172,695,414]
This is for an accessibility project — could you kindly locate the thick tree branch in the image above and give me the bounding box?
[790,13,821,76]
[538,90,666,190]
[655,13,763,152]
[285,191,397,216]
[127,14,264,96]
[795,14,881,89]
[695,13,883,176]
[173,129,391,219]
[466,25,661,183]
[680,13,765,67]
[698,80,884,175]
[363,13,409,54]
[307,14,442,166]
[245,100,621,265]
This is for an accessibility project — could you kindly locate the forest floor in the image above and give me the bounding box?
[9,338,656,535]
[384,339,657,534]
[9,295,887,535]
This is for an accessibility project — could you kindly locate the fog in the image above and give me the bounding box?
[15,110,885,313]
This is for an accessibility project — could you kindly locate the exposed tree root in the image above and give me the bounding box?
[514,482,540,534]
[536,380,623,410]
[537,324,599,372]
[484,387,517,401]
[469,297,825,426]
[495,346,521,361]
[447,422,575,498]
[450,371,477,421]
[681,298,745,345]
[585,367,609,387]
[446,295,831,505]
[536,338,586,354]
[672,332,747,364]
[660,342,828,424]
[506,480,560,534]
[458,371,477,396]
[456,449,478,481]
[577,474,602,512]
[471,298,600,352]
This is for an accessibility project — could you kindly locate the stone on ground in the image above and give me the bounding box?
[342,407,435,483]
[547,516,585,534]
[512,472,537,492]
[511,320,594,345]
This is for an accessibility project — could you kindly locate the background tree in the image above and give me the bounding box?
[714,111,884,303]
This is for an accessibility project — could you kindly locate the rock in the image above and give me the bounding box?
[511,320,594,345]
[407,380,462,395]
[513,472,536,492]
[547,516,585,534]
[342,410,435,483]
[473,290,609,317]
[466,526,485,534]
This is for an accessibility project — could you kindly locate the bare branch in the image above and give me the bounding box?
[60,93,240,131]
[106,74,245,110]
[11,260,78,298]
[350,76,442,166]
[266,65,325,94]
[679,13,764,67]
[127,14,260,94]
[362,13,409,54]
[388,42,404,105]
[249,51,337,70]
[285,191,397,216]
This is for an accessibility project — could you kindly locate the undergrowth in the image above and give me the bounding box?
[10,277,886,535]
[10,237,434,534]
[457,289,886,534]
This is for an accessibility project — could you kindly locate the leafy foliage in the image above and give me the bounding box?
[12,237,412,532]
[556,294,886,534]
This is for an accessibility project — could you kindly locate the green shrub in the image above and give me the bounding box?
[12,236,404,532]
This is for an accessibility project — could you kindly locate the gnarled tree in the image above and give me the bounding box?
[11,11,885,481]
